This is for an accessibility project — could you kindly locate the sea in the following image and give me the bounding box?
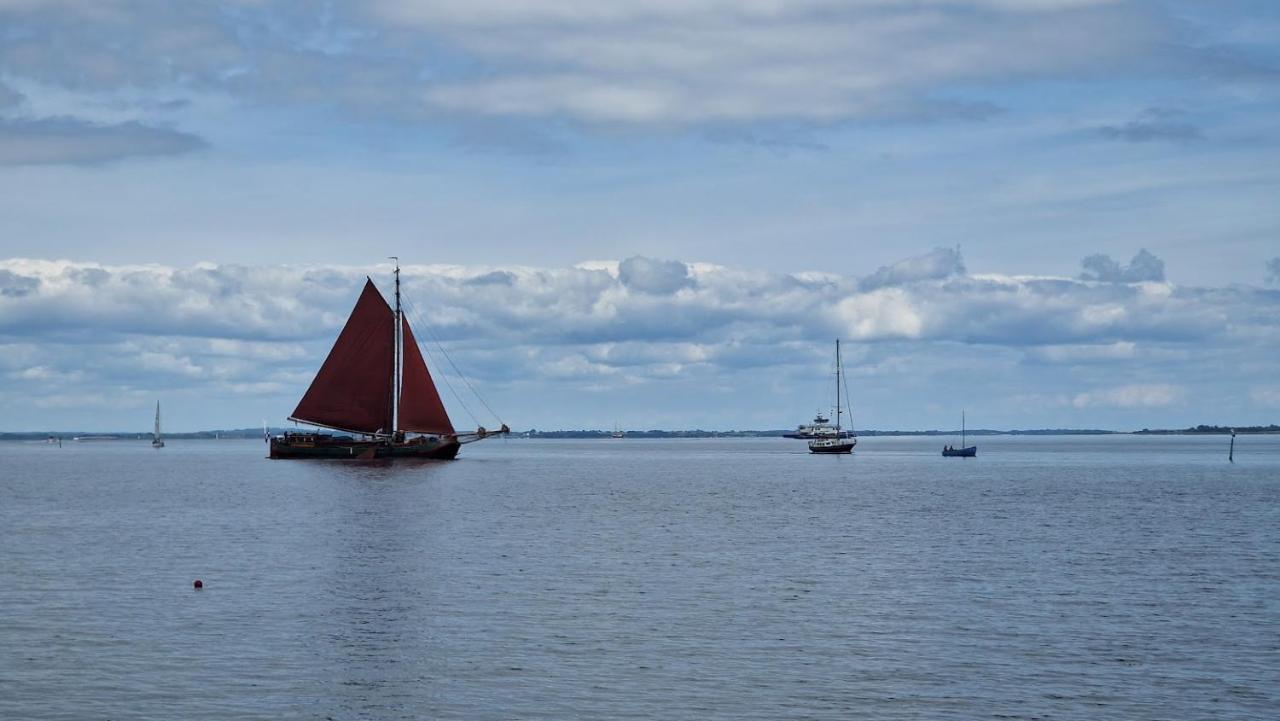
[1,434,1277,720]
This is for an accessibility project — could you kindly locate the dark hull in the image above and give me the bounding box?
[809,441,855,454]
[942,446,977,457]
[270,435,460,460]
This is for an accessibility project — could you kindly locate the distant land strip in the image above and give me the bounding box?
[3,425,1276,441]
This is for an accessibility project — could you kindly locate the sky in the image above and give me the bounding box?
[0,0,1278,432]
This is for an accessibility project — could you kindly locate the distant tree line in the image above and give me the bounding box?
[519,428,1120,439]
[1134,425,1280,434]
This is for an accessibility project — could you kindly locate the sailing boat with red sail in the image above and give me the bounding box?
[269,261,507,460]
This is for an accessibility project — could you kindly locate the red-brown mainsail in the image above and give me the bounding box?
[270,263,506,460]
[289,279,395,435]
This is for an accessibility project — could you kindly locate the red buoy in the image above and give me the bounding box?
[193,579,203,589]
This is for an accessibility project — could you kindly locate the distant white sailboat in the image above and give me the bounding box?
[152,401,165,448]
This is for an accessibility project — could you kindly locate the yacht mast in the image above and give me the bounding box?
[835,339,842,432]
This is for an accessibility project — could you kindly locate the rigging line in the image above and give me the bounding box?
[401,293,504,426]
[400,296,475,416]
[842,355,854,432]
[400,299,481,428]
[401,294,496,427]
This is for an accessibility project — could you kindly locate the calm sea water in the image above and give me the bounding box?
[1,435,1277,720]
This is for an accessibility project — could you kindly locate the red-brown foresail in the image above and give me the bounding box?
[398,317,455,436]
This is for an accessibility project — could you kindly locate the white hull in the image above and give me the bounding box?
[809,436,856,454]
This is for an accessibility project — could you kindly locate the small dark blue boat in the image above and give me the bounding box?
[942,410,976,457]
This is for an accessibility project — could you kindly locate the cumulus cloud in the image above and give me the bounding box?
[2,253,1277,429]
[2,253,1275,368]
[2,255,1275,354]
[0,117,205,165]
[617,256,694,295]
[1072,384,1183,408]
[860,247,965,291]
[835,287,924,340]
[0,269,39,297]
[0,260,334,341]
[1079,248,1165,283]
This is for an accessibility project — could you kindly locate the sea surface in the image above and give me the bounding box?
[1,434,1277,720]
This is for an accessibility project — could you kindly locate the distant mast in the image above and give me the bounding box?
[834,339,842,435]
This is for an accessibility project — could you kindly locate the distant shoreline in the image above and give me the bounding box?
[3,424,1276,441]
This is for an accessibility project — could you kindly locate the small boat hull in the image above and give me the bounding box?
[942,446,977,457]
[269,433,460,460]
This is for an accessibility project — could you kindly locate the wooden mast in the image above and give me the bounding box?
[390,257,401,437]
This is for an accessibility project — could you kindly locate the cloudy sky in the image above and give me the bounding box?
[1,0,1277,432]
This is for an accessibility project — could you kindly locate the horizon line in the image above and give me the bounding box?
[3,424,1276,437]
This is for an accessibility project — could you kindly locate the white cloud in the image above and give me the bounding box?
[860,246,964,291]
[0,0,1154,126]
[617,255,694,295]
[1026,341,1136,363]
[835,288,924,340]
[1072,383,1183,408]
[9,365,83,382]
[0,117,205,166]
[1079,248,1166,283]
[2,254,1275,356]
[1,253,1276,429]
[398,0,1148,123]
